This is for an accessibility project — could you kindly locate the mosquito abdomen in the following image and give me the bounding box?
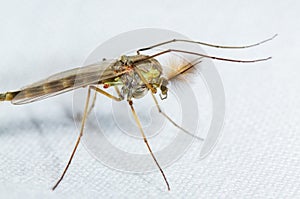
[0,91,19,102]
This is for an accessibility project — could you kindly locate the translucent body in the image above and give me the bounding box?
[4,55,168,104]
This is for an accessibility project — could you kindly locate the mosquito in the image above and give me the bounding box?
[0,34,276,191]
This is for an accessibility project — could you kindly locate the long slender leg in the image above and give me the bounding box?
[52,87,92,190]
[87,85,123,120]
[136,49,272,65]
[52,86,122,190]
[94,87,171,189]
[128,100,170,191]
[134,66,204,141]
[90,85,122,102]
[150,92,204,141]
[87,91,97,116]
[114,86,122,98]
[157,58,204,140]
[137,34,277,54]
[87,85,123,116]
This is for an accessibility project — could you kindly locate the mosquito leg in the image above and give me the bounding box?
[133,60,203,140]
[157,58,204,140]
[89,85,123,102]
[136,34,277,54]
[87,91,97,116]
[135,49,272,65]
[151,92,204,141]
[52,86,92,190]
[73,86,122,124]
[128,100,170,191]
[87,85,123,116]
[89,87,171,189]
[114,86,122,98]
[52,85,124,190]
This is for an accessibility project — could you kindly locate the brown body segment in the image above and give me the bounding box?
[19,78,75,99]
[3,60,130,105]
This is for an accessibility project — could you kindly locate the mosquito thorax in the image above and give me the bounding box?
[116,54,168,100]
[119,54,149,65]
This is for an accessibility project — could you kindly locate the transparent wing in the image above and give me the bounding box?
[12,59,122,105]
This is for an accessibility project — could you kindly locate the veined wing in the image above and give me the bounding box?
[12,59,123,105]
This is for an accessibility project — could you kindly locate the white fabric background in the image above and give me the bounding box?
[0,0,299,198]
